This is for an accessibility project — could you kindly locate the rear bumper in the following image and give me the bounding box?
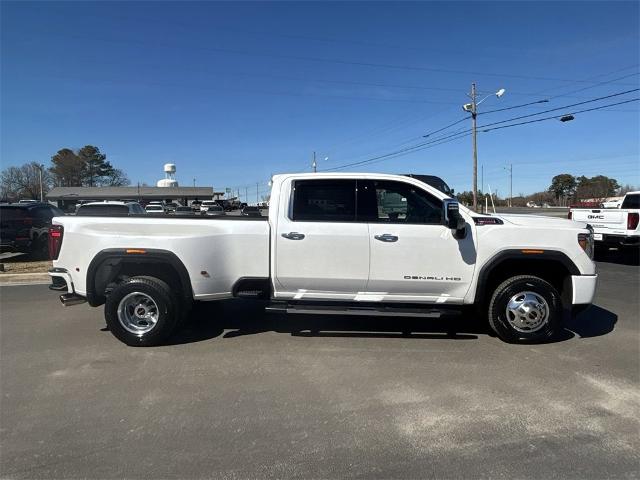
[49,268,86,306]
[0,239,31,252]
[572,274,598,305]
[595,234,639,247]
[48,268,74,294]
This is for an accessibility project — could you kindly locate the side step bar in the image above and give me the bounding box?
[265,302,460,318]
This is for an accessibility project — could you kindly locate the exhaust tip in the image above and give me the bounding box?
[60,293,86,306]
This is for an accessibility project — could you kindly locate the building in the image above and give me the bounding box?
[46,186,224,211]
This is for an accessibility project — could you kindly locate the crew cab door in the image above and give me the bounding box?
[274,179,370,298]
[359,180,476,302]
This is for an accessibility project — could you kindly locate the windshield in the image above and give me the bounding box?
[622,194,640,209]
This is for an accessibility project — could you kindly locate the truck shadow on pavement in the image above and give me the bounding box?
[595,248,640,266]
[167,301,617,346]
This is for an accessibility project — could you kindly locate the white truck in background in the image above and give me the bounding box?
[569,191,640,251]
[48,173,597,347]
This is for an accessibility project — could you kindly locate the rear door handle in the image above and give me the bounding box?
[374,234,398,242]
[282,232,305,240]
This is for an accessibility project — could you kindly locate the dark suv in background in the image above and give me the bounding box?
[0,202,65,258]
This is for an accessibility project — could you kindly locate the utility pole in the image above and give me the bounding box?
[503,164,513,207]
[509,163,513,208]
[312,151,317,173]
[193,178,196,187]
[481,164,484,213]
[470,83,478,211]
[37,164,43,202]
[245,186,248,203]
[256,182,259,203]
[462,85,505,212]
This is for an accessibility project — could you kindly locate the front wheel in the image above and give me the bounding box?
[104,276,180,346]
[487,275,563,343]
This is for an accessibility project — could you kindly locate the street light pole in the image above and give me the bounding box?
[312,151,317,173]
[470,83,478,211]
[463,86,505,212]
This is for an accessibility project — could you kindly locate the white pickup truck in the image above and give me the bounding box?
[569,191,640,250]
[48,173,597,346]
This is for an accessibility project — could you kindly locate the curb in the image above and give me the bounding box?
[0,273,50,285]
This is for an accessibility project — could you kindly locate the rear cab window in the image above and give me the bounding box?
[290,180,356,222]
[622,194,639,209]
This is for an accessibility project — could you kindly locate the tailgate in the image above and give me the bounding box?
[571,209,625,226]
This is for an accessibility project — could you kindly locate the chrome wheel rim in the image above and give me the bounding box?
[505,291,549,333]
[117,292,159,335]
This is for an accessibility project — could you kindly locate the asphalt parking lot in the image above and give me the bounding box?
[1,252,638,479]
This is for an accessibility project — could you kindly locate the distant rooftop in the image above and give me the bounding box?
[47,186,220,200]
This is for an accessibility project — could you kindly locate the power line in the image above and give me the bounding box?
[322,131,471,172]
[474,65,639,113]
[26,30,640,86]
[480,98,639,133]
[476,88,639,130]
[318,94,639,173]
[547,71,640,100]
[427,90,640,140]
[427,86,639,138]
[480,99,550,114]
[421,98,552,138]
[422,117,468,138]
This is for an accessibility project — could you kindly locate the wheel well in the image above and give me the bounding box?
[478,258,573,308]
[87,251,192,307]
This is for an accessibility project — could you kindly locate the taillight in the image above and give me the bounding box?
[48,225,64,260]
[628,213,639,231]
[578,232,594,259]
[567,211,573,220]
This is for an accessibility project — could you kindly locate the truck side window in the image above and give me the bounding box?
[370,180,443,224]
[291,180,356,222]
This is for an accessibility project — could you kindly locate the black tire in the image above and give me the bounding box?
[593,243,608,259]
[104,276,180,347]
[487,275,563,343]
[31,234,49,260]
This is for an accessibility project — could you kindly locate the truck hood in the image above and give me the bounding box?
[490,213,587,229]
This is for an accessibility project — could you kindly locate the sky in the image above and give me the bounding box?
[1,1,639,201]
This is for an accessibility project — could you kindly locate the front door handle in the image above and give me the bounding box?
[374,234,398,242]
[282,232,305,240]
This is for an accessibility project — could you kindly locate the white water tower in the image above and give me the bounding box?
[157,163,179,187]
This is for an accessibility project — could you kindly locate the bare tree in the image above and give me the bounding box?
[0,162,52,201]
[105,168,130,186]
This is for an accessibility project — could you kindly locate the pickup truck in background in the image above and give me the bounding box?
[569,191,640,250]
[48,173,597,347]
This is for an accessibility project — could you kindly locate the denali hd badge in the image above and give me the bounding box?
[404,275,461,281]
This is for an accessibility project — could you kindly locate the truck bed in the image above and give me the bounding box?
[52,215,270,299]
